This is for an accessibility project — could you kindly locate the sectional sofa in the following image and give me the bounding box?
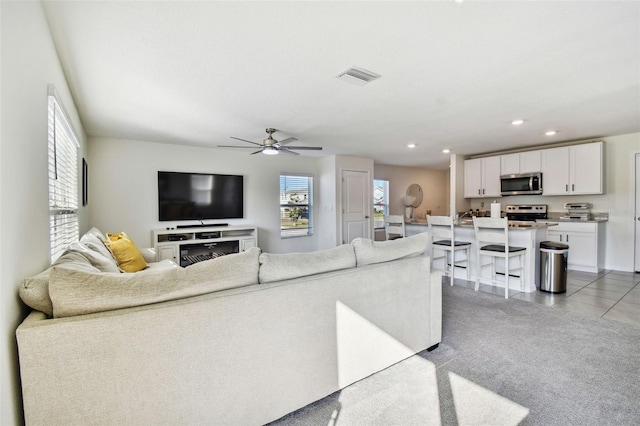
[17,228,441,425]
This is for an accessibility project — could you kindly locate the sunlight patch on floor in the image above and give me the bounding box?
[333,301,530,425]
[449,372,529,426]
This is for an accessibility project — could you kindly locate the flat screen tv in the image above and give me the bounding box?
[158,171,243,221]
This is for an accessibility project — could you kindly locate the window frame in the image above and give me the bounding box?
[48,84,80,262]
[279,173,314,239]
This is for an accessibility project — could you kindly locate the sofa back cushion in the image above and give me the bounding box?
[351,232,428,266]
[19,251,103,316]
[49,247,261,318]
[258,244,356,284]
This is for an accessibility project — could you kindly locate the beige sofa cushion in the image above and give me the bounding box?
[19,251,102,316]
[351,233,428,266]
[49,247,261,318]
[258,244,356,284]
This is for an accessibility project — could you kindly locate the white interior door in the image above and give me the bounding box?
[635,153,640,272]
[341,170,371,244]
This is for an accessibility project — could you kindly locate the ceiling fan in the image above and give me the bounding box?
[219,128,322,156]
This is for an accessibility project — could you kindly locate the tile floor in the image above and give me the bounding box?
[447,269,640,327]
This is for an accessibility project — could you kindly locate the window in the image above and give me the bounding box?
[373,179,389,228]
[280,174,313,238]
[48,85,80,262]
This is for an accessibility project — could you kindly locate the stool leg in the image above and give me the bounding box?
[449,249,454,285]
[465,247,470,281]
[491,257,496,285]
[429,248,434,275]
[505,255,509,299]
[520,253,526,293]
[475,251,481,292]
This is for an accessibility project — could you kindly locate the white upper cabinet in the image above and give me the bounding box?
[520,151,542,173]
[571,142,603,194]
[500,151,541,175]
[500,153,520,175]
[464,156,502,198]
[541,142,603,195]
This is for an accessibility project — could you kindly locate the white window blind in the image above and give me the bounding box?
[48,87,79,262]
[280,174,313,238]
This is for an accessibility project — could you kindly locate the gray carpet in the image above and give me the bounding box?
[269,284,640,426]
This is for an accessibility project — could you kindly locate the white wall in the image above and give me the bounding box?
[467,133,640,271]
[317,156,338,250]
[0,2,88,424]
[374,164,449,219]
[88,137,320,254]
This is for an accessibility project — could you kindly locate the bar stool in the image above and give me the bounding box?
[427,215,471,285]
[472,217,526,299]
[383,215,405,240]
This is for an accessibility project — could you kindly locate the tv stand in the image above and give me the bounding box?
[153,225,257,267]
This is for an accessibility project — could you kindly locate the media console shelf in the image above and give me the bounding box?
[153,226,258,267]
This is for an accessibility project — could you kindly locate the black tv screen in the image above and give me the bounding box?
[158,171,243,221]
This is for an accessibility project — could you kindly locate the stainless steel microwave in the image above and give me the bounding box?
[500,173,542,196]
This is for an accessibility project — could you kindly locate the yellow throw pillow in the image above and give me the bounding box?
[105,233,148,273]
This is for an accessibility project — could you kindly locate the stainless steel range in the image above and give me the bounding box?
[505,204,548,222]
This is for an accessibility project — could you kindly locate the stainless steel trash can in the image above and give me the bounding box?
[539,241,569,293]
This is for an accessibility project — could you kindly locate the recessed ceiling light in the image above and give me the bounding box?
[442,148,451,154]
[545,130,557,136]
[511,119,524,126]
[407,143,416,148]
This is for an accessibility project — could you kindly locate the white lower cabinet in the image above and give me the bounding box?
[542,221,605,273]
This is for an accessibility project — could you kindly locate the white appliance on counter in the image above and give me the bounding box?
[560,203,592,221]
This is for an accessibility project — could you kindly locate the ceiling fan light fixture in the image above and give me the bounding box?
[262,146,279,155]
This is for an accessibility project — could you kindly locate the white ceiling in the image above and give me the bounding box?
[42,1,640,169]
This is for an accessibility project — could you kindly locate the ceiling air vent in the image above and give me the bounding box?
[336,66,381,86]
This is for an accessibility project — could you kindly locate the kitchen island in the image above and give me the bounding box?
[406,219,557,293]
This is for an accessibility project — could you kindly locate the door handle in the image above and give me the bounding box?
[365,215,370,219]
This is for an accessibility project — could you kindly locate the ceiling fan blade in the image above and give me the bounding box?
[250,149,264,155]
[276,137,298,146]
[218,145,261,148]
[279,148,300,156]
[230,137,263,146]
[283,146,323,151]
